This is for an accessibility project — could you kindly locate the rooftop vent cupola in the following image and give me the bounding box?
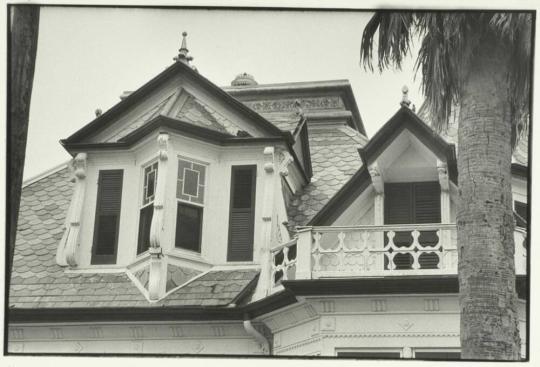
[174,31,197,70]
[231,72,258,87]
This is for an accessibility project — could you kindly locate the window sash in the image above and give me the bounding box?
[175,202,203,253]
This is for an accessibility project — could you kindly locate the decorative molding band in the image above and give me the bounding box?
[243,96,344,113]
[273,336,323,354]
[322,332,460,339]
[56,153,87,267]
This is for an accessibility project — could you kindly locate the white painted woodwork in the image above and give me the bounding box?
[56,153,87,267]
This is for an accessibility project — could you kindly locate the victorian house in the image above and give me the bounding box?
[7,34,529,359]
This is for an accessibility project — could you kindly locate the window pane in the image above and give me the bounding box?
[137,205,153,254]
[183,168,199,196]
[175,203,202,252]
[147,171,156,198]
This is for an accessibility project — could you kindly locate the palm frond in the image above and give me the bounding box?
[360,12,415,72]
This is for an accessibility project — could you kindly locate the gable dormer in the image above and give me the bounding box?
[55,35,313,302]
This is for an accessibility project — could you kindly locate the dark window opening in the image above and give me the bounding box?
[175,202,203,252]
[337,352,401,359]
[415,352,461,360]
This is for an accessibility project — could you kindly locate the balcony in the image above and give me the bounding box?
[270,224,527,292]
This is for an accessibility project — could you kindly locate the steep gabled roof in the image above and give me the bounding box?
[359,106,458,182]
[63,61,286,146]
[309,106,457,226]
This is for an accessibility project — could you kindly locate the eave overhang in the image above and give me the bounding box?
[9,275,527,323]
[63,61,285,145]
[359,106,458,184]
[61,114,311,184]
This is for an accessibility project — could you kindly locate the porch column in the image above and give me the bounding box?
[369,163,384,270]
[437,159,455,271]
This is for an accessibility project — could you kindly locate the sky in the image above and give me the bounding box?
[24,6,423,180]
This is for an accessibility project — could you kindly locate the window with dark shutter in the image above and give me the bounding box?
[227,165,256,261]
[91,170,123,264]
[515,201,527,228]
[384,181,441,269]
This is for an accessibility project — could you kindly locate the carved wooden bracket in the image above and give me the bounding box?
[368,163,384,194]
[148,132,169,300]
[437,159,449,191]
[56,153,87,267]
[278,151,294,177]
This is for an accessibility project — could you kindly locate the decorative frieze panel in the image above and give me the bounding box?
[371,299,387,312]
[424,299,440,312]
[244,96,345,113]
[321,300,335,313]
[320,317,336,332]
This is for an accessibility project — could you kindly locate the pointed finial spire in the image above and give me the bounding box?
[174,31,194,65]
[400,85,411,108]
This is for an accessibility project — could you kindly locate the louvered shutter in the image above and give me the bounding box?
[92,170,123,264]
[227,166,256,261]
[384,182,441,269]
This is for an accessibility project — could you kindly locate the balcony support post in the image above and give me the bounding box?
[369,163,385,270]
[296,228,312,279]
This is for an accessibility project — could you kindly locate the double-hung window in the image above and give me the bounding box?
[137,161,158,255]
[175,158,206,253]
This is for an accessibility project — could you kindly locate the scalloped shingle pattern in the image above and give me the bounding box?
[160,269,259,306]
[287,126,366,226]
[10,167,258,309]
[10,167,149,309]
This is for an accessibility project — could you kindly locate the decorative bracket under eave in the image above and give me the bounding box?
[368,162,384,194]
[437,159,449,192]
[56,153,87,267]
[148,132,169,300]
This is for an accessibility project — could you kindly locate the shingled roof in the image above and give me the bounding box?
[9,167,259,310]
[287,125,367,226]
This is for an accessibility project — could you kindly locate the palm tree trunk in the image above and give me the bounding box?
[9,5,40,274]
[457,32,521,360]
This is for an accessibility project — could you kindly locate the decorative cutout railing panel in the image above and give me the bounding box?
[269,224,527,290]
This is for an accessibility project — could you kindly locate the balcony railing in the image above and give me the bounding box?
[270,223,527,291]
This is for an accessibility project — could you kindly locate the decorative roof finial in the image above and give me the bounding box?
[174,31,194,65]
[400,85,411,108]
[95,108,102,117]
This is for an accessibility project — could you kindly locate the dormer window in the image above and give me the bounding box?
[175,157,207,252]
[137,161,158,255]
